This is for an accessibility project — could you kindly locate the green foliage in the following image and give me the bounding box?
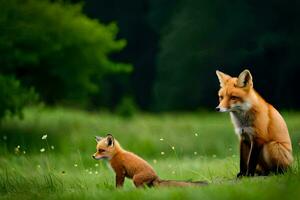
[0,76,37,120]
[0,0,131,106]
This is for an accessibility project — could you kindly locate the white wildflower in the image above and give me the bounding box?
[42,135,47,140]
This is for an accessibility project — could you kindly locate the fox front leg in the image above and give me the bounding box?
[115,173,125,188]
[237,130,254,177]
[114,168,125,188]
[246,139,262,176]
[237,139,251,177]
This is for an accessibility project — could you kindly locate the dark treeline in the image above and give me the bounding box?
[0,0,300,118]
[154,0,300,111]
[84,0,179,110]
[84,0,300,111]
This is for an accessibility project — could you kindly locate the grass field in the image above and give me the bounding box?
[1,107,300,199]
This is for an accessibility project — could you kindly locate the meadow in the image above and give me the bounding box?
[1,107,300,199]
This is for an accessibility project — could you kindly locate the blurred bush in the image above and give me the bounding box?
[115,96,138,118]
[0,0,131,109]
[0,75,37,120]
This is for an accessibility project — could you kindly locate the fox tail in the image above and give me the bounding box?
[153,178,208,187]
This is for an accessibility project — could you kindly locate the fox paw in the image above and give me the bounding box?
[246,172,255,177]
[236,172,245,178]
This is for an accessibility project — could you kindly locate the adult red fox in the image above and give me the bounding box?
[92,134,207,188]
[216,69,293,177]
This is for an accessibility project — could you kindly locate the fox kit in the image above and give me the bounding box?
[216,69,293,177]
[92,134,207,188]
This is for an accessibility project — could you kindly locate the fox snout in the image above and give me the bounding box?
[92,153,100,160]
[92,154,101,160]
[92,152,108,160]
[215,106,229,112]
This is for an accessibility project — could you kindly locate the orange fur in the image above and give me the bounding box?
[216,69,293,176]
[93,134,207,187]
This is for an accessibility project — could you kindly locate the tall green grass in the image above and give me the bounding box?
[0,106,240,157]
[1,155,300,199]
[0,107,300,199]
[1,107,300,157]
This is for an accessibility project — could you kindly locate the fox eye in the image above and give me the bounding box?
[219,95,223,100]
[98,149,105,153]
[230,96,239,100]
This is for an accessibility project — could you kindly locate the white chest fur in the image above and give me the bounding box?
[230,111,255,137]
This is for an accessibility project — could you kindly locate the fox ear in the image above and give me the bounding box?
[216,70,231,87]
[95,136,102,143]
[237,69,253,88]
[106,134,114,147]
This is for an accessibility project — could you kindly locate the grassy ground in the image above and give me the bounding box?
[0,107,300,199]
